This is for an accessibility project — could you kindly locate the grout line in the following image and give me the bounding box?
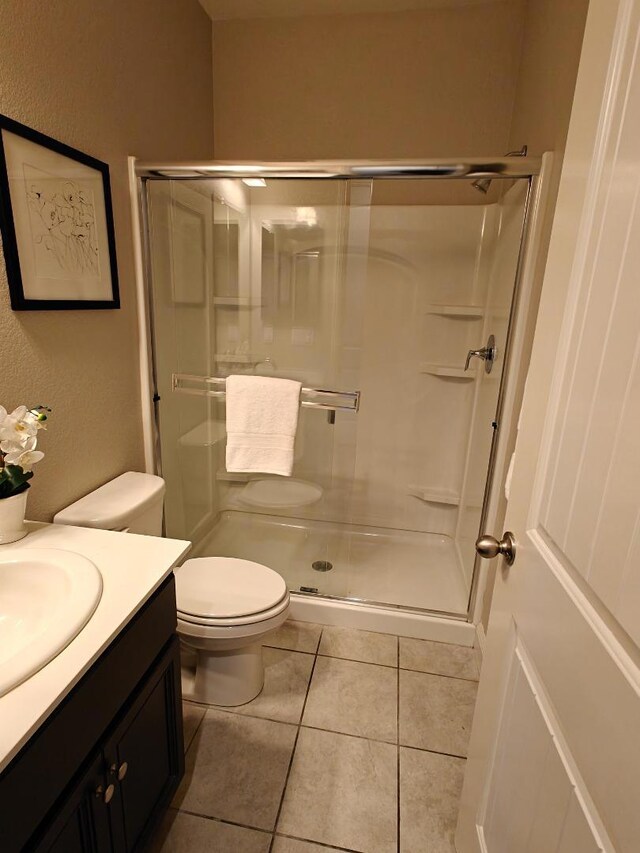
[398,665,479,683]
[175,808,272,836]
[263,643,316,655]
[316,652,398,670]
[184,704,468,759]
[400,743,468,761]
[273,829,362,852]
[260,648,478,682]
[184,691,470,755]
[268,628,322,853]
[300,723,397,747]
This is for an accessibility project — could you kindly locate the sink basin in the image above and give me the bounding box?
[0,548,103,697]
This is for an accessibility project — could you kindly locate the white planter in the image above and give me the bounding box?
[0,490,28,544]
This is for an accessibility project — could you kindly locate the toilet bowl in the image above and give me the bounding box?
[176,556,290,706]
[53,472,290,707]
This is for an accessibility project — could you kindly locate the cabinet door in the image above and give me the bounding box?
[31,752,112,853]
[106,637,184,852]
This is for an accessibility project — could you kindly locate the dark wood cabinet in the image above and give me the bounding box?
[0,576,184,853]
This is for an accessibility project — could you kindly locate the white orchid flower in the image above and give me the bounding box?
[2,436,44,471]
[0,438,28,454]
[0,405,7,426]
[0,406,37,445]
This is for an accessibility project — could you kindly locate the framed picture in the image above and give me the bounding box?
[0,114,119,310]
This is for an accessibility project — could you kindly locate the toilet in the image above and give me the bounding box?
[53,471,290,706]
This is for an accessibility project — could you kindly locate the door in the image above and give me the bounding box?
[106,638,184,853]
[32,753,112,853]
[456,2,640,851]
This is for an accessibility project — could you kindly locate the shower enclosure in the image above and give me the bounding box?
[136,158,540,626]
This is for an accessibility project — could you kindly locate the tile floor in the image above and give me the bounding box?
[150,622,480,853]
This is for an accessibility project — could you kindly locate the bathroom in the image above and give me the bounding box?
[2,1,640,852]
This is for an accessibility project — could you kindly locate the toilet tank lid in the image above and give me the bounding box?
[53,472,165,530]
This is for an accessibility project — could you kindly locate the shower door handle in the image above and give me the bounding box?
[465,334,496,374]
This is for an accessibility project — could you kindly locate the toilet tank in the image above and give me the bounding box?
[53,472,165,536]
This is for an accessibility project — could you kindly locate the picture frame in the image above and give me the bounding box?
[0,114,119,310]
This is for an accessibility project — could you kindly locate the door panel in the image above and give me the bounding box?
[456,2,640,851]
[106,638,183,852]
[481,636,607,853]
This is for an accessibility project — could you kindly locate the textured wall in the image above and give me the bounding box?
[0,0,213,520]
[212,3,526,160]
[508,0,590,155]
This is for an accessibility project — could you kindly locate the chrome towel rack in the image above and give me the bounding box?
[171,374,361,413]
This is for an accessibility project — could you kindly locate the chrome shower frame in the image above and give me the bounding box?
[135,157,543,625]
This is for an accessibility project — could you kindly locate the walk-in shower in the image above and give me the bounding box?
[136,158,540,632]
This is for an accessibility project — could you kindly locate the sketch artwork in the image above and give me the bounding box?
[23,164,100,278]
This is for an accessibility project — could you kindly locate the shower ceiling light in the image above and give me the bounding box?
[243,177,267,187]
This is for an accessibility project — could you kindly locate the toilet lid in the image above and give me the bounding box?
[175,557,287,619]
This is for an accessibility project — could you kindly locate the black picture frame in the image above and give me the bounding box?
[0,114,120,310]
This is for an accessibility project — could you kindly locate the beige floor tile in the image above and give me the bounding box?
[303,656,397,742]
[265,620,323,653]
[149,810,271,853]
[399,637,479,680]
[271,838,334,853]
[400,747,465,853]
[173,709,297,830]
[181,702,205,753]
[318,626,398,667]
[399,670,477,757]
[278,727,397,853]
[218,648,314,724]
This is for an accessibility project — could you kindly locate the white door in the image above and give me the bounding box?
[456,2,640,851]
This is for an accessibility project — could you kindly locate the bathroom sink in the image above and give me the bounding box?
[0,548,103,697]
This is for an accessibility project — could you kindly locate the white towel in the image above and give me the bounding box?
[225,375,302,476]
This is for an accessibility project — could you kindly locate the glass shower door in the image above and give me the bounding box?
[455,179,530,606]
[147,179,218,543]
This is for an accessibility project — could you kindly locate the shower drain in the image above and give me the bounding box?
[312,560,333,572]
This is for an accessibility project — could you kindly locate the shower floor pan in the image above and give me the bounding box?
[191,510,469,617]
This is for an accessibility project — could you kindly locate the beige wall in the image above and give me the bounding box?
[212,3,527,160]
[0,0,213,520]
[508,0,590,155]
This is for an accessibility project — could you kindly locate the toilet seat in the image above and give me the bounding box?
[175,556,288,624]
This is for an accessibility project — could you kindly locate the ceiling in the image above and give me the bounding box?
[199,0,506,21]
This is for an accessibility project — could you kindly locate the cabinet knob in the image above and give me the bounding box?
[95,783,115,804]
[110,760,128,781]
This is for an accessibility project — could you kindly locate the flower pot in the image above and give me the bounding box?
[0,490,28,544]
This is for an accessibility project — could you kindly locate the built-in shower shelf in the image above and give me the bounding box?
[408,486,460,505]
[425,304,484,318]
[214,353,259,365]
[420,363,475,379]
[213,296,263,308]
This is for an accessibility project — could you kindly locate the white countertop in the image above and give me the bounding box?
[0,523,191,773]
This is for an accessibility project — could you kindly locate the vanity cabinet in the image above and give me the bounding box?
[0,575,184,853]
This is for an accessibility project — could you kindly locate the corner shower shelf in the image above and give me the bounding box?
[408,486,460,505]
[408,486,484,507]
[214,353,259,365]
[425,304,484,318]
[213,296,263,308]
[419,363,475,379]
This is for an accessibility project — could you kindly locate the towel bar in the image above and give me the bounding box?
[170,374,361,413]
